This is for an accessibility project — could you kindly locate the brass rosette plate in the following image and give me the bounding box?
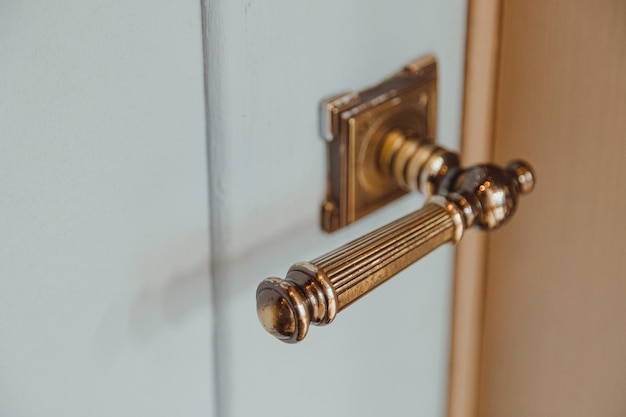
[320,55,437,232]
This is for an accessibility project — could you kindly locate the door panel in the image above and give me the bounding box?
[204,1,467,416]
[0,2,215,416]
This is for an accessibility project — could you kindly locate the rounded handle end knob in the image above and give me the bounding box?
[256,278,310,344]
[506,159,536,195]
[256,263,338,343]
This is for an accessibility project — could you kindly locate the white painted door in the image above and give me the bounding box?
[205,1,467,416]
[0,2,215,416]
[1,1,466,416]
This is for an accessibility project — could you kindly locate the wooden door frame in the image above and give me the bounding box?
[448,1,502,416]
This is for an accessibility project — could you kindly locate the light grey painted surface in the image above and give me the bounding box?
[204,1,467,416]
[0,1,215,416]
[0,1,466,415]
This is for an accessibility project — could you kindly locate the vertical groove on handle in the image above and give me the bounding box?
[312,204,454,309]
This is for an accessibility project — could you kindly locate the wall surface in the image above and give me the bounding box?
[0,1,215,416]
[480,1,626,416]
[204,1,467,416]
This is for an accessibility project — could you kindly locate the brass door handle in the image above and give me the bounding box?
[256,129,535,343]
[256,56,535,343]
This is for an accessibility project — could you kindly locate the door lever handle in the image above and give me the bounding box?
[256,129,535,343]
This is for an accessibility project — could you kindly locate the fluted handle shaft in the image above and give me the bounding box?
[256,200,462,343]
[256,148,535,343]
[314,203,453,309]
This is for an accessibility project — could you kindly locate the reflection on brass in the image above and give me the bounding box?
[257,204,454,343]
[320,55,437,232]
[258,142,535,342]
[256,55,536,343]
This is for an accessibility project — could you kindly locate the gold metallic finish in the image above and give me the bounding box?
[256,56,537,343]
[257,203,455,343]
[405,141,436,192]
[420,148,460,196]
[378,128,460,197]
[392,139,421,190]
[506,160,535,195]
[257,156,535,342]
[256,262,338,344]
[320,55,437,232]
[313,204,454,310]
[377,129,405,177]
[426,196,465,243]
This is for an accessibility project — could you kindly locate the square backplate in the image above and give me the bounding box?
[320,55,438,232]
